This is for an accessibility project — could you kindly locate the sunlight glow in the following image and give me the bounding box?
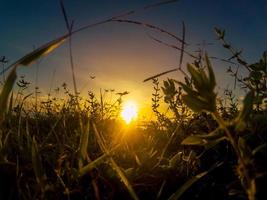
[121,101,138,124]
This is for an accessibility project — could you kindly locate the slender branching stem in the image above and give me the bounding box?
[212,111,251,188]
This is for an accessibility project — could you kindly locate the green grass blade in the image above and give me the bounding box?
[0,68,17,121]
[92,123,139,200]
[78,119,90,168]
[1,34,68,75]
[78,153,110,177]
[32,136,47,194]
[167,162,223,200]
[78,144,121,177]
[109,158,139,200]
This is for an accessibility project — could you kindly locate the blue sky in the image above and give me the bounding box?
[1,0,267,112]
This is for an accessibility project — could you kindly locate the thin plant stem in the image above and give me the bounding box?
[212,111,251,187]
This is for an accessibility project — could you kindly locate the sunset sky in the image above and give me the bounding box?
[1,0,267,117]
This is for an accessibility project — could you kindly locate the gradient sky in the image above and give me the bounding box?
[1,0,267,116]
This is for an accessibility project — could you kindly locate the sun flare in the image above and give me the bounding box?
[121,101,138,124]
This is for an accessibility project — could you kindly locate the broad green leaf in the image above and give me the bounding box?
[205,53,216,90]
[197,128,225,140]
[198,68,210,90]
[178,82,199,97]
[187,64,210,93]
[0,68,17,121]
[240,91,254,120]
[235,91,254,131]
[182,95,203,112]
[182,135,206,145]
[182,95,213,112]
[182,129,226,146]
[187,64,203,87]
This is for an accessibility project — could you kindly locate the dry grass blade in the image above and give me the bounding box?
[112,19,186,45]
[179,21,185,69]
[60,0,71,30]
[72,0,179,36]
[144,0,179,9]
[148,34,196,58]
[59,0,78,95]
[143,68,178,82]
[111,0,179,19]
[209,56,238,65]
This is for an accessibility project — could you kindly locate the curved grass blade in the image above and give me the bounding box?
[109,158,140,200]
[78,137,120,177]
[168,162,223,200]
[79,153,110,177]
[0,34,68,122]
[0,34,68,75]
[0,68,17,121]
[78,119,90,168]
[143,68,178,82]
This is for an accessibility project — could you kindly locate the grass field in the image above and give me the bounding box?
[1,2,267,200]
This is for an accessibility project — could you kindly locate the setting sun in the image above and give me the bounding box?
[121,101,138,124]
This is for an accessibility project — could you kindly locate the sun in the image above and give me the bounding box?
[121,101,138,124]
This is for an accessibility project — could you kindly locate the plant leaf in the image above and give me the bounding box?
[205,53,216,90]
[78,153,110,177]
[78,118,90,168]
[0,68,17,121]
[32,136,47,193]
[182,129,226,146]
[143,68,178,82]
[1,34,68,75]
[235,91,254,131]
[19,35,67,66]
[182,95,207,112]
[167,162,223,200]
